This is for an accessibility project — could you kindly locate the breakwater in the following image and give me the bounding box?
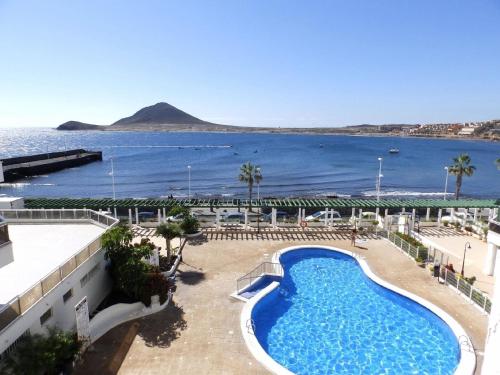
[0,149,102,182]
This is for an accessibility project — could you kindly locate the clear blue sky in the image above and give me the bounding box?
[1,0,500,128]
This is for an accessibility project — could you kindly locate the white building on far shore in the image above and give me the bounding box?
[0,207,117,358]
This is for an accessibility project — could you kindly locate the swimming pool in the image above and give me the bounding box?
[241,246,475,375]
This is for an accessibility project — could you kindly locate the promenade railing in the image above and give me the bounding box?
[381,230,492,314]
[384,231,428,260]
[442,268,492,314]
[0,209,118,334]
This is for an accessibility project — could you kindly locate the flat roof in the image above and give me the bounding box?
[0,197,22,202]
[25,197,500,209]
[0,223,105,304]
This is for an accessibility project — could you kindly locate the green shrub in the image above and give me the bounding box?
[180,215,200,234]
[103,226,165,303]
[168,205,189,218]
[442,220,449,227]
[1,328,81,375]
[465,276,477,285]
[140,272,172,306]
[395,232,425,248]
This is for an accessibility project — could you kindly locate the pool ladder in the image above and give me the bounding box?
[246,319,256,335]
[458,335,474,353]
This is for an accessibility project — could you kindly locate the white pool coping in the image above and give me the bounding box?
[240,245,476,375]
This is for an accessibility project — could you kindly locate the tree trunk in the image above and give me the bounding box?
[166,238,172,265]
[248,183,253,212]
[455,174,462,200]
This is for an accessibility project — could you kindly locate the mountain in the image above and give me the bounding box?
[57,121,105,131]
[111,102,209,127]
[56,101,421,135]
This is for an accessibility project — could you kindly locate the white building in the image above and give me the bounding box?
[0,208,117,358]
[482,212,500,374]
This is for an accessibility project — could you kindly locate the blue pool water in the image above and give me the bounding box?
[252,248,460,374]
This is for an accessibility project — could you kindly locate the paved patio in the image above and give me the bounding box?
[419,227,495,295]
[75,231,489,375]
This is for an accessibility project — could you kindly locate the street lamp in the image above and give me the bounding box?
[187,165,191,201]
[376,157,383,202]
[460,241,471,277]
[110,157,116,200]
[256,167,261,201]
[444,166,449,201]
[256,167,261,233]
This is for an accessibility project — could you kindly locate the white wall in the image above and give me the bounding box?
[482,226,500,374]
[0,248,112,354]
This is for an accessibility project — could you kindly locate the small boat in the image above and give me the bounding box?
[389,148,399,154]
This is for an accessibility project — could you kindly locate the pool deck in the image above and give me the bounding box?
[75,231,488,375]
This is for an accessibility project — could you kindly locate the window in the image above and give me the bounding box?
[40,308,52,325]
[88,264,99,278]
[63,289,73,303]
[80,264,100,288]
[80,274,89,288]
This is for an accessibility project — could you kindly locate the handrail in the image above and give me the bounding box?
[0,209,118,335]
[246,318,256,334]
[236,262,283,293]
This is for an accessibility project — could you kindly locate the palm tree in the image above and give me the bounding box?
[156,222,182,265]
[448,154,476,200]
[238,162,262,211]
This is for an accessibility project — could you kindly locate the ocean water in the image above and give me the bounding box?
[252,248,460,374]
[0,128,498,198]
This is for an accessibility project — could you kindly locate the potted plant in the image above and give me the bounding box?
[464,276,477,285]
[427,263,434,275]
[181,215,201,238]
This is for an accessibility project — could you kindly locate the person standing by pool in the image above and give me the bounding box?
[351,229,357,246]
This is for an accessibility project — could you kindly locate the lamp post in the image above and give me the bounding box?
[187,165,191,201]
[460,241,471,277]
[443,166,449,201]
[110,157,116,200]
[376,157,383,202]
[256,167,261,233]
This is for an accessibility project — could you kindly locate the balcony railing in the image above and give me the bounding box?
[0,209,118,334]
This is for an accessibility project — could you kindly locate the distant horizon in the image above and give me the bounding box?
[1,1,500,128]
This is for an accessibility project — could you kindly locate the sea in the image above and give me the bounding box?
[0,128,499,199]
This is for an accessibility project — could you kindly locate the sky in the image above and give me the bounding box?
[1,0,500,128]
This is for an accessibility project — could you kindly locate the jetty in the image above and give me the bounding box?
[0,149,102,182]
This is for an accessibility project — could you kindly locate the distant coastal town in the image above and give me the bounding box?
[390,119,500,140]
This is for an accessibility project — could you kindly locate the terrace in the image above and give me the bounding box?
[76,233,489,374]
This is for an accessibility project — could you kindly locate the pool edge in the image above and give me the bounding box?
[240,245,476,375]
